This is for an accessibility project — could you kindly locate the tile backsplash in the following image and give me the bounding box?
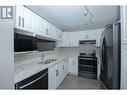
[14,48,62,65]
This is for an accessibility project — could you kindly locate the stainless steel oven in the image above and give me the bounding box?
[78,49,97,79]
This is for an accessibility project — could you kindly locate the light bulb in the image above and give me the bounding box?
[90,18,94,23]
[84,11,88,16]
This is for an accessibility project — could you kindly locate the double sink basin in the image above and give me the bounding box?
[38,58,58,65]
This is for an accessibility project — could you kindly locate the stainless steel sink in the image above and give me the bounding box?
[38,59,58,65]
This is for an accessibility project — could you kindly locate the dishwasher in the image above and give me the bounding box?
[15,68,48,89]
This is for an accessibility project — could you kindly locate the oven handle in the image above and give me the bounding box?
[19,71,48,89]
[78,58,97,60]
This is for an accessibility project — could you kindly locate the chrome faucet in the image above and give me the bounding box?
[41,54,45,60]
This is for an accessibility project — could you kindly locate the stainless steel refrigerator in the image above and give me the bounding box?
[100,21,121,89]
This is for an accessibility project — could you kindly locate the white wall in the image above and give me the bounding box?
[0,22,14,89]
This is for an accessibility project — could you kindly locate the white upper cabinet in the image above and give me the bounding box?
[44,21,50,37]
[49,24,57,39]
[15,6,23,29]
[15,6,33,33]
[70,32,79,47]
[22,7,33,32]
[61,32,79,47]
[32,13,38,35]
[60,29,104,47]
[78,32,90,40]
[57,29,63,40]
[15,6,62,40]
[62,32,71,47]
[56,29,63,47]
[37,17,47,36]
[121,6,127,45]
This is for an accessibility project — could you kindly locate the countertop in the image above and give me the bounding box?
[15,56,68,83]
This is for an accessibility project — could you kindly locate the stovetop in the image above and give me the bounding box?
[78,53,97,59]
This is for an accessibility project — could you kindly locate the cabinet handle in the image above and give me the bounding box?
[18,16,21,26]
[73,62,74,66]
[22,18,24,27]
[46,28,49,35]
[62,65,64,70]
[56,70,58,77]
[59,34,61,39]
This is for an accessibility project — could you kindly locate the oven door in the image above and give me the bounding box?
[15,69,48,90]
[78,57,97,79]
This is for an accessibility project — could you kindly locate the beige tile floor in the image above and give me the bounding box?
[57,74,102,89]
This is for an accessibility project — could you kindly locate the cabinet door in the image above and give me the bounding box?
[121,45,127,89]
[65,58,69,76]
[50,25,57,39]
[62,32,71,46]
[79,32,89,40]
[57,29,63,40]
[121,6,127,45]
[70,32,79,47]
[56,29,63,47]
[61,61,66,81]
[62,32,79,47]
[54,62,61,88]
[68,58,73,73]
[15,6,23,29]
[32,13,38,35]
[48,66,56,89]
[38,17,46,36]
[69,58,78,76]
[44,21,50,37]
[73,58,78,76]
[22,7,33,32]
[15,6,33,33]
[125,6,127,43]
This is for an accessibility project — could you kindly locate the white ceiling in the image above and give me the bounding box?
[26,6,119,31]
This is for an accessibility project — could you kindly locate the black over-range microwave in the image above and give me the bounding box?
[14,33,37,52]
[14,32,56,52]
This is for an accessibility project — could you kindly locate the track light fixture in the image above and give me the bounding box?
[83,6,94,28]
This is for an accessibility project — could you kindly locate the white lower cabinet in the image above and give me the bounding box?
[68,58,78,76]
[48,64,56,89]
[48,58,69,89]
[48,57,78,89]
